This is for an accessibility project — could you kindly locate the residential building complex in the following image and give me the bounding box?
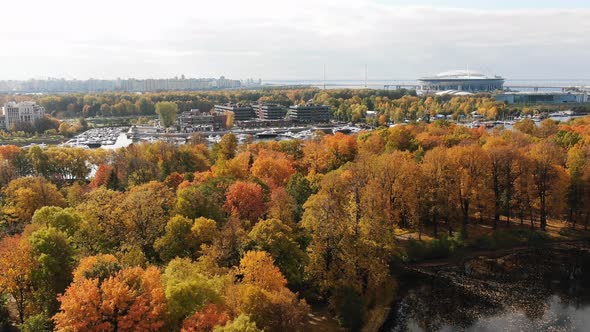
[214,104,257,121]
[1,101,46,130]
[256,104,288,120]
[288,104,331,123]
[177,109,227,132]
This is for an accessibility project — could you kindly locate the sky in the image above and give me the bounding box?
[0,0,589,81]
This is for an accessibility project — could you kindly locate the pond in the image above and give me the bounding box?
[381,243,590,332]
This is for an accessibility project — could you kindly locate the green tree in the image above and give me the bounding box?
[286,173,313,222]
[214,314,261,332]
[155,215,198,262]
[246,219,307,287]
[164,258,225,328]
[156,101,179,129]
[29,227,76,315]
[32,206,81,237]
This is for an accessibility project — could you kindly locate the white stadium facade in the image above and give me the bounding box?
[419,70,505,94]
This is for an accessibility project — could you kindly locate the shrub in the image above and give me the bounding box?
[330,286,366,332]
[473,235,496,250]
[472,229,550,250]
[404,235,465,262]
[405,238,429,262]
[20,313,52,332]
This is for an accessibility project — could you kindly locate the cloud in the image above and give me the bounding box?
[0,0,589,80]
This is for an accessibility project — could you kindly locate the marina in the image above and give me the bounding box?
[45,114,586,150]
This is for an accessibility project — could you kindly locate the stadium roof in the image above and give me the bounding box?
[420,70,503,81]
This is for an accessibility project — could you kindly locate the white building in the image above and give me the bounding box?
[419,70,505,93]
[1,101,46,130]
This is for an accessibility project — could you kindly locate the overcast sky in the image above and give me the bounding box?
[1,0,588,81]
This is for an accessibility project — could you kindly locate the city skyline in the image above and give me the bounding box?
[1,0,589,80]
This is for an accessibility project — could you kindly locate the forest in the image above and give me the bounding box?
[5,88,586,125]
[1,94,590,331]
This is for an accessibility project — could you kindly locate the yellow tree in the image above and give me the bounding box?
[0,235,36,323]
[1,177,66,233]
[527,142,567,230]
[117,181,175,261]
[226,251,309,332]
[484,136,521,228]
[448,145,491,237]
[421,147,456,237]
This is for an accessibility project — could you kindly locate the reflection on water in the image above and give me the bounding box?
[446,296,590,332]
[382,246,590,332]
[393,291,590,332]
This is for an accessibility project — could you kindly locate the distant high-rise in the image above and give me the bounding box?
[0,76,241,93]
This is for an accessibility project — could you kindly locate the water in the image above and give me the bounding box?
[100,132,133,150]
[381,246,590,332]
[385,282,590,332]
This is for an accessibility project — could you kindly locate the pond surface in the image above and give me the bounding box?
[381,244,590,332]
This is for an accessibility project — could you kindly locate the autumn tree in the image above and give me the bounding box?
[226,251,309,332]
[73,188,124,255]
[215,134,238,161]
[176,180,227,222]
[565,144,590,228]
[214,314,261,332]
[250,151,296,188]
[89,164,115,189]
[267,188,297,224]
[117,181,175,261]
[0,235,36,324]
[448,145,490,237]
[54,266,167,332]
[164,258,225,328]
[72,254,121,284]
[2,177,66,233]
[155,216,218,262]
[484,136,522,228]
[421,147,456,236]
[181,304,230,332]
[527,142,568,230]
[155,215,198,262]
[246,219,307,287]
[224,181,266,224]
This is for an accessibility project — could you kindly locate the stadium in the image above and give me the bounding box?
[419,70,505,93]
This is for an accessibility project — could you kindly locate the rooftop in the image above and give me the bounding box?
[421,70,503,81]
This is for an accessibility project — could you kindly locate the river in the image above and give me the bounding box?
[381,243,590,332]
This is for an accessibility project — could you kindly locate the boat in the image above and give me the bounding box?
[256,130,278,138]
[85,141,102,148]
[206,135,222,143]
[333,127,352,134]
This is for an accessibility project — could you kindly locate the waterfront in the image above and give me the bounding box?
[381,243,590,332]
